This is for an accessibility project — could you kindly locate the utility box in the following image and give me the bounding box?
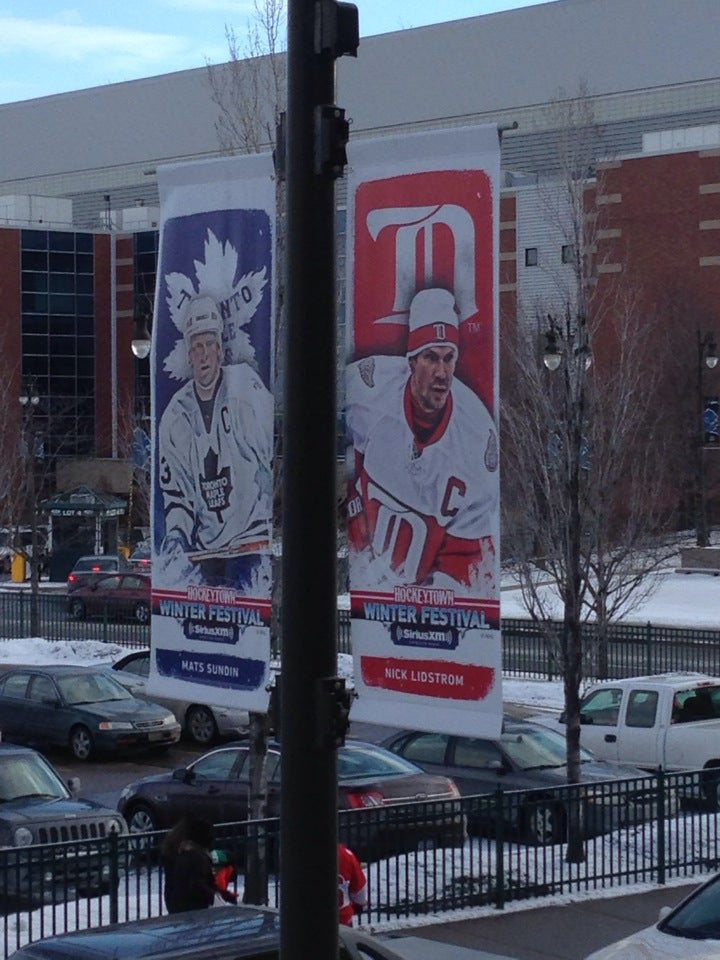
[11,553,26,583]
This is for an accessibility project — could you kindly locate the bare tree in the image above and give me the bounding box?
[0,386,92,632]
[501,88,680,861]
[206,2,288,905]
[207,0,286,156]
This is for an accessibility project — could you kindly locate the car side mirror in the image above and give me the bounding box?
[658,905,672,921]
[67,777,81,799]
[559,711,567,723]
[172,768,193,784]
[42,697,60,709]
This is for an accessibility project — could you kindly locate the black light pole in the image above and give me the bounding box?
[695,330,718,548]
[281,3,357,960]
[19,379,41,630]
[543,312,591,864]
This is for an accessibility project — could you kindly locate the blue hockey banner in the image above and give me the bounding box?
[147,153,275,715]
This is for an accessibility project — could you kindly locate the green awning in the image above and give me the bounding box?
[40,485,127,518]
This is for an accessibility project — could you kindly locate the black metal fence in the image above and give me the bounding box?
[0,590,150,649]
[1,771,719,956]
[500,617,720,681]
[2,592,719,683]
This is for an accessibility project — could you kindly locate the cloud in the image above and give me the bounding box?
[160,0,253,11]
[0,15,190,69]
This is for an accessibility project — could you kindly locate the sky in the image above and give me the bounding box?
[0,1,547,105]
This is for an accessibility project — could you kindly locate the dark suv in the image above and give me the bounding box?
[0,743,126,904]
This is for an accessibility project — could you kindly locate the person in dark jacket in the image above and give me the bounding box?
[161,816,232,913]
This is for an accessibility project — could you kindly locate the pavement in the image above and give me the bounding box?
[374,881,700,959]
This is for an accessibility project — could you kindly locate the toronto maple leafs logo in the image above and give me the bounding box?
[200,447,233,520]
[163,228,268,382]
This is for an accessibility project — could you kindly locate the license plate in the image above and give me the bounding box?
[148,732,166,741]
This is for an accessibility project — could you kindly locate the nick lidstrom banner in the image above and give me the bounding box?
[345,126,502,737]
[147,153,275,715]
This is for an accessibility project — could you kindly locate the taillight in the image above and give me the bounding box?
[68,574,77,584]
[345,790,384,809]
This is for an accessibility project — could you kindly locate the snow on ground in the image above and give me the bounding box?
[501,566,720,629]
[3,563,720,714]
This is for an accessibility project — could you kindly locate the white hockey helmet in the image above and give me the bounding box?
[183,296,223,346]
[406,288,459,359]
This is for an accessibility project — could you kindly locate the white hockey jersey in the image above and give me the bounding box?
[158,363,273,558]
[346,355,498,590]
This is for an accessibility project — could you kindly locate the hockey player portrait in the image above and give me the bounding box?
[158,295,273,591]
[346,287,498,593]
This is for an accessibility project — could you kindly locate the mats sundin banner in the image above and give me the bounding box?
[345,126,502,737]
[147,153,275,715]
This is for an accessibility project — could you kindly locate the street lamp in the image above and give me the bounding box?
[131,311,152,360]
[18,382,40,410]
[695,330,718,548]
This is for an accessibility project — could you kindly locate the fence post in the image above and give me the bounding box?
[646,622,653,675]
[656,768,666,886]
[546,638,554,682]
[493,787,505,910]
[108,830,119,924]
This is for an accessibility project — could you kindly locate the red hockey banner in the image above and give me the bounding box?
[345,126,502,737]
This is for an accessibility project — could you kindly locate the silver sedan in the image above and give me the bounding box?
[110,650,249,745]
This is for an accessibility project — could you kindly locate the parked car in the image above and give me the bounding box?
[381,720,672,845]
[0,665,181,761]
[118,739,464,860]
[128,540,151,571]
[67,571,151,624]
[6,905,417,959]
[0,742,126,905]
[532,673,720,804]
[111,649,250,744]
[584,870,720,959]
[66,553,130,590]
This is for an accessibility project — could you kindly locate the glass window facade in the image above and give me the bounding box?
[21,230,96,458]
[133,231,158,426]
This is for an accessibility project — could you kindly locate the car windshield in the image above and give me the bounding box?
[661,874,720,939]
[0,754,68,802]
[56,672,133,705]
[74,558,117,572]
[338,744,421,781]
[501,726,593,770]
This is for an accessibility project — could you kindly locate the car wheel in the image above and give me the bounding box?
[125,803,159,860]
[69,725,94,761]
[69,599,86,620]
[126,803,158,834]
[523,800,565,845]
[134,601,150,624]
[186,705,218,745]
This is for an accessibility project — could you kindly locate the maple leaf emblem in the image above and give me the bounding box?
[199,447,233,521]
[163,228,267,382]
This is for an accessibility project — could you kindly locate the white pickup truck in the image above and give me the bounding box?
[546,672,720,805]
